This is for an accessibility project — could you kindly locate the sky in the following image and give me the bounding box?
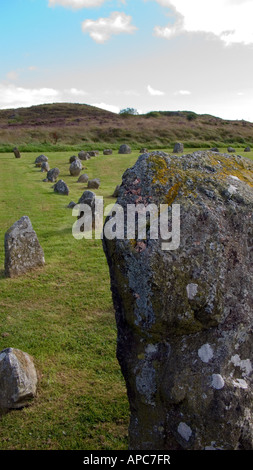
[0,0,253,121]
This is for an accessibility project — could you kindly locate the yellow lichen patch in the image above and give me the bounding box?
[164,181,182,206]
[149,155,170,186]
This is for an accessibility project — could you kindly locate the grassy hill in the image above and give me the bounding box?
[0,103,253,152]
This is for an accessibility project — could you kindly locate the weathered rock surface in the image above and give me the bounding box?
[69,158,82,176]
[103,150,253,450]
[35,154,48,166]
[0,348,37,410]
[13,147,21,158]
[112,184,120,197]
[173,142,184,153]
[88,178,100,189]
[119,144,131,154]
[54,179,69,195]
[4,216,45,278]
[47,167,60,182]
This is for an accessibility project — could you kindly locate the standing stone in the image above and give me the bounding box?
[103,150,253,450]
[13,147,21,158]
[87,178,100,189]
[0,348,37,410]
[88,151,99,157]
[77,174,89,183]
[210,147,219,152]
[244,147,251,152]
[103,149,113,155]
[40,161,50,172]
[173,142,184,153]
[47,168,60,182]
[54,179,69,195]
[76,190,97,232]
[69,159,82,176]
[4,216,45,278]
[69,155,78,164]
[118,144,131,154]
[140,148,148,153]
[78,151,90,160]
[227,146,235,152]
[35,154,48,167]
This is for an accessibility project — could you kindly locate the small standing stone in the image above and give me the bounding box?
[69,155,78,164]
[69,159,82,176]
[78,151,90,160]
[227,146,235,153]
[173,142,184,153]
[54,179,69,195]
[13,147,21,158]
[118,144,131,154]
[4,216,45,278]
[87,178,100,189]
[35,154,48,167]
[103,149,113,155]
[40,161,50,172]
[244,147,251,152]
[47,168,60,182]
[0,348,37,410]
[77,174,89,183]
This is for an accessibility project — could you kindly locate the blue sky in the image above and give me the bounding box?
[1,0,253,121]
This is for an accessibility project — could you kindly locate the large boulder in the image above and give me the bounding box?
[4,216,45,278]
[47,168,60,182]
[69,159,82,176]
[54,179,69,195]
[103,150,253,450]
[0,348,37,410]
[118,144,131,154]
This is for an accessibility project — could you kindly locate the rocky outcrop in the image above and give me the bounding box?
[0,348,37,410]
[103,150,253,450]
[5,216,45,278]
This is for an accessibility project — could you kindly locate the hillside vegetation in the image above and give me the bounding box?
[0,103,252,152]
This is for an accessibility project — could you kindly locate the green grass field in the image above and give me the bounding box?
[0,147,253,450]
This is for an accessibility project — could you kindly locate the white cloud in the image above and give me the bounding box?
[48,0,106,9]
[0,84,60,109]
[0,84,88,109]
[67,87,88,96]
[92,102,120,113]
[153,0,253,45]
[174,90,191,95]
[81,11,137,43]
[147,84,165,96]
